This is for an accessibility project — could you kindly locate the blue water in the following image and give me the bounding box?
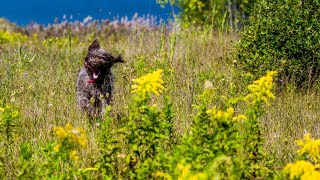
[0,0,175,26]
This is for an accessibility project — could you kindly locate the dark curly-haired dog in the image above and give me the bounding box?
[77,39,124,118]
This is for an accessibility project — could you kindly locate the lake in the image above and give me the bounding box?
[0,0,175,26]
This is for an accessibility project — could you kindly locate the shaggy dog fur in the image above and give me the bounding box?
[77,39,124,118]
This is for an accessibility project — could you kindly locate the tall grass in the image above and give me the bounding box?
[1,18,320,178]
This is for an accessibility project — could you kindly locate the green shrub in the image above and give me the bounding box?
[0,105,19,178]
[235,0,320,88]
[33,123,91,179]
[97,69,173,179]
[157,0,256,29]
[155,71,277,179]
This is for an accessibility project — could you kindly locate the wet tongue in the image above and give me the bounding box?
[93,72,98,79]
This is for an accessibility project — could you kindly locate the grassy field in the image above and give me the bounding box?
[1,19,320,179]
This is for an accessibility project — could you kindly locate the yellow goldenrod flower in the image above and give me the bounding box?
[76,127,86,135]
[77,134,87,147]
[69,150,79,161]
[178,163,191,180]
[226,107,235,118]
[71,128,87,147]
[154,172,173,180]
[206,106,235,120]
[296,133,320,162]
[233,114,247,121]
[244,71,277,105]
[284,134,320,179]
[283,160,317,179]
[54,123,87,147]
[301,170,320,180]
[177,163,207,180]
[131,69,164,96]
[53,127,67,139]
[0,107,4,112]
[65,123,73,131]
[53,144,61,152]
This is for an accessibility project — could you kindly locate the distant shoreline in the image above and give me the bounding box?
[0,0,176,26]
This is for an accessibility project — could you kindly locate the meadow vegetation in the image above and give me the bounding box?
[1,0,320,179]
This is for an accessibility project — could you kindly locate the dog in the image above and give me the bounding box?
[77,39,124,118]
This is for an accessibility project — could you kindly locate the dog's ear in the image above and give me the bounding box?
[107,55,124,68]
[113,55,125,64]
[88,39,100,52]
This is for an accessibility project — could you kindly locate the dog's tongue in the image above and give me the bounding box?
[93,72,98,79]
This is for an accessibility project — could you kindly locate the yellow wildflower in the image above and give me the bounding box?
[0,107,4,112]
[301,170,320,180]
[77,134,87,147]
[53,144,61,152]
[296,133,320,162]
[206,106,235,120]
[154,172,172,180]
[233,114,247,121]
[177,163,207,180]
[69,150,79,161]
[178,163,191,180]
[54,123,87,147]
[65,123,73,131]
[76,127,86,135]
[53,127,67,139]
[225,107,235,118]
[244,71,277,105]
[283,160,317,179]
[131,69,164,96]
[72,128,87,147]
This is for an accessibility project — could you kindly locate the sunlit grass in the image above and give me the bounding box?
[1,20,320,178]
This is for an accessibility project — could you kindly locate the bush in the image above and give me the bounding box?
[235,0,320,88]
[97,69,278,179]
[157,0,256,29]
[97,69,173,179]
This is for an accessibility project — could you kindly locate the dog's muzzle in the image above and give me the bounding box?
[85,62,101,83]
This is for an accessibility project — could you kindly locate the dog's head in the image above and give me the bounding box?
[84,39,124,82]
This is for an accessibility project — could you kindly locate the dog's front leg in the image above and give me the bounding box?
[99,92,111,118]
[78,96,96,117]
